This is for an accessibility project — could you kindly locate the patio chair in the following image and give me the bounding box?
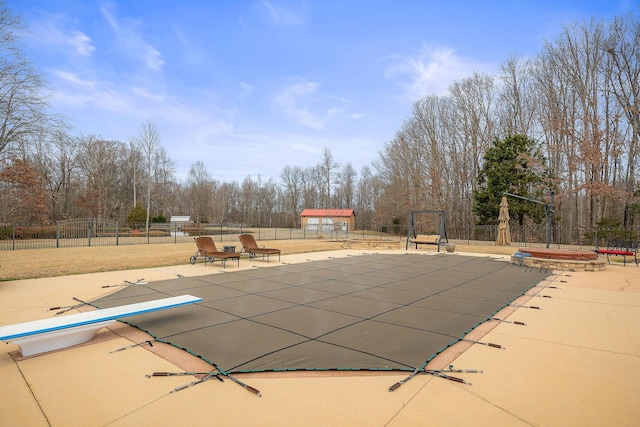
[239,234,281,262]
[189,236,240,268]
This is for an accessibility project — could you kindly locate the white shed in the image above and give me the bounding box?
[170,216,192,236]
[170,216,191,224]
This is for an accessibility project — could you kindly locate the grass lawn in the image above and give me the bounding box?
[0,238,517,281]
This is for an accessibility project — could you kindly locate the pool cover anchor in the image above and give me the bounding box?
[424,369,472,385]
[110,340,155,353]
[147,371,224,381]
[389,366,422,392]
[491,317,526,326]
[389,366,480,391]
[148,371,261,397]
[102,278,148,288]
[227,373,262,397]
[510,303,541,310]
[49,297,89,315]
[444,365,483,374]
[170,373,225,394]
[461,338,505,349]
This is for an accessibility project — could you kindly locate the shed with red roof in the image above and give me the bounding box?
[300,209,355,231]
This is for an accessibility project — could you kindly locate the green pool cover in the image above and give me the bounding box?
[93,253,550,373]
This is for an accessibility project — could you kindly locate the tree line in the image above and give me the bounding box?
[1,4,640,237]
[376,13,640,236]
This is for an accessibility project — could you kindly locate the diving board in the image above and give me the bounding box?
[0,294,201,357]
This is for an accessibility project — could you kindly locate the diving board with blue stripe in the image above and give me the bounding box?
[0,294,201,357]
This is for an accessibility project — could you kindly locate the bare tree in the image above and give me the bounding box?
[212,181,238,223]
[127,140,141,208]
[448,73,497,228]
[408,96,449,210]
[605,13,640,226]
[30,131,80,221]
[257,177,278,226]
[539,20,613,226]
[240,175,257,224]
[0,5,60,160]
[497,55,538,137]
[336,162,357,208]
[355,166,382,227]
[186,160,213,223]
[133,121,161,232]
[75,136,127,219]
[280,165,303,225]
[374,129,424,221]
[150,146,176,220]
[301,165,321,209]
[318,147,340,207]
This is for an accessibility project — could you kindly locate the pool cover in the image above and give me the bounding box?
[93,254,549,373]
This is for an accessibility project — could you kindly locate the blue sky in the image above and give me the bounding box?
[10,0,635,183]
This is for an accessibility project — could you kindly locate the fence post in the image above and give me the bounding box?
[12,222,16,250]
[56,221,60,248]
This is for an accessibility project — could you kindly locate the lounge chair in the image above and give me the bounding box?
[189,236,240,268]
[239,234,281,262]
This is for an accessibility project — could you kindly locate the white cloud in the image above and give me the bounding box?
[131,87,166,103]
[24,14,95,58]
[100,5,165,71]
[271,78,354,130]
[51,70,96,89]
[68,31,95,57]
[139,45,164,71]
[288,142,319,153]
[385,44,488,100]
[172,25,204,65]
[50,69,134,111]
[100,6,119,30]
[273,79,325,129]
[239,82,254,98]
[257,0,304,26]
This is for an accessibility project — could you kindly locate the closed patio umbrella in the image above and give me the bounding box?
[496,196,512,246]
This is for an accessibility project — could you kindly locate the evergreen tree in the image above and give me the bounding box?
[127,203,147,226]
[473,134,550,225]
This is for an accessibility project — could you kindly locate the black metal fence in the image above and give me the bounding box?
[447,224,637,250]
[0,219,389,251]
[1,219,637,251]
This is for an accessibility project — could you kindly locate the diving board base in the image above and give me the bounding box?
[10,320,115,357]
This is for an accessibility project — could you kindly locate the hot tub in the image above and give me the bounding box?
[512,247,605,271]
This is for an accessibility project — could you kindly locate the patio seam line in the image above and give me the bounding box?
[15,360,51,426]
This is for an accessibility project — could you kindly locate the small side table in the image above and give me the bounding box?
[223,245,236,253]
